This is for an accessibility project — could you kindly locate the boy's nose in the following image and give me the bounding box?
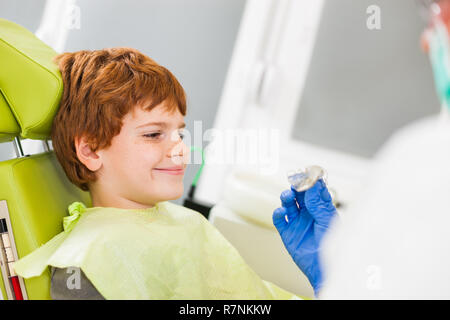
[167,140,189,165]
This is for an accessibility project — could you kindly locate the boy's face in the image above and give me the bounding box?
[93,102,188,208]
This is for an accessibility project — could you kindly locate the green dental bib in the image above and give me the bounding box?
[13,201,301,300]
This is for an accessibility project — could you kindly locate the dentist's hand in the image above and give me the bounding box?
[272,179,337,296]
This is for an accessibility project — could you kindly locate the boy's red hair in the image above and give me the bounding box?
[51,47,186,191]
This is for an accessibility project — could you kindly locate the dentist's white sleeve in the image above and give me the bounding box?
[318,116,450,299]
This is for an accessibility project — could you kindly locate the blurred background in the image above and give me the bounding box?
[192,0,441,209]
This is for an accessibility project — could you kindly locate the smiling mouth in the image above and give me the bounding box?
[153,168,185,175]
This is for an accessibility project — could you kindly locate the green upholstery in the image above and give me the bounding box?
[0,18,91,299]
[0,91,20,142]
[0,18,62,140]
[0,152,92,299]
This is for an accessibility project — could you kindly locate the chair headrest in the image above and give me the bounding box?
[0,18,62,140]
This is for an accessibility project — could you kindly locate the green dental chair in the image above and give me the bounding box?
[0,18,91,300]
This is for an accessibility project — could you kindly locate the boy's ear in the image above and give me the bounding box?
[75,136,102,172]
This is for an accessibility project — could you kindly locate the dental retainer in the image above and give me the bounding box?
[287,165,327,192]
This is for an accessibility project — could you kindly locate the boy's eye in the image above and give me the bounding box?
[143,132,163,139]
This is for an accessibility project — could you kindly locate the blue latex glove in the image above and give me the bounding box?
[272,179,337,296]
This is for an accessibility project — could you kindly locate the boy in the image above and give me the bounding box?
[48,48,190,299]
[51,47,188,299]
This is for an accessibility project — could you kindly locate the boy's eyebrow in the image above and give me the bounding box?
[135,121,186,129]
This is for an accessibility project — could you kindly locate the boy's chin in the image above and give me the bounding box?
[156,188,184,202]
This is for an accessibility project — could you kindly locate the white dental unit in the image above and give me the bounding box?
[195,0,440,298]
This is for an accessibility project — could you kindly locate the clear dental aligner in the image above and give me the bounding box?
[287,165,326,192]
